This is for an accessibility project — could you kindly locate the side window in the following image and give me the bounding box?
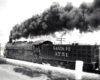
[35,45,38,48]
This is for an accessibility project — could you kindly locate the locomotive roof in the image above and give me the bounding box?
[6,40,53,49]
[11,40,52,44]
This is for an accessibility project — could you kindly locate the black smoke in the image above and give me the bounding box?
[9,0,100,42]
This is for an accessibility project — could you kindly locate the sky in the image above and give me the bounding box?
[0,0,94,44]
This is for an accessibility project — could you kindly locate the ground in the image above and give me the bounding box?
[0,64,49,80]
[0,63,100,80]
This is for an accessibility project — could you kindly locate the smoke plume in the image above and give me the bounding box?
[9,0,100,42]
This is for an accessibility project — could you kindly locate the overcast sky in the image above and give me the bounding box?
[0,0,93,43]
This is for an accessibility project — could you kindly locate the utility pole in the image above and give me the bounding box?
[56,31,67,45]
[56,35,65,45]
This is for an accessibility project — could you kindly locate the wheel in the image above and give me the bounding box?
[59,62,64,66]
[65,62,71,69]
[69,62,75,70]
[42,59,48,64]
[45,60,59,67]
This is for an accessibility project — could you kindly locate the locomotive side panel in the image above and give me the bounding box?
[41,45,72,61]
[4,42,37,62]
[41,45,98,63]
[23,50,34,61]
[5,48,24,59]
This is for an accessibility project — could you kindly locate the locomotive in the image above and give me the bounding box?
[3,40,100,71]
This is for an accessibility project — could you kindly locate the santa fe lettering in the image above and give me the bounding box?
[53,46,71,51]
[53,46,65,50]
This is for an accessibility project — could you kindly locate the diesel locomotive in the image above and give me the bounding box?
[3,40,100,71]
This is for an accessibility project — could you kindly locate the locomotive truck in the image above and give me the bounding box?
[3,40,100,71]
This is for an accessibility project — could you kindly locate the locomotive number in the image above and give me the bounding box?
[55,52,67,57]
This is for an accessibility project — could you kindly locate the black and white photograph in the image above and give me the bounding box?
[0,0,100,80]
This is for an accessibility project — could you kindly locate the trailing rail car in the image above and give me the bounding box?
[3,41,100,71]
[41,44,99,70]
